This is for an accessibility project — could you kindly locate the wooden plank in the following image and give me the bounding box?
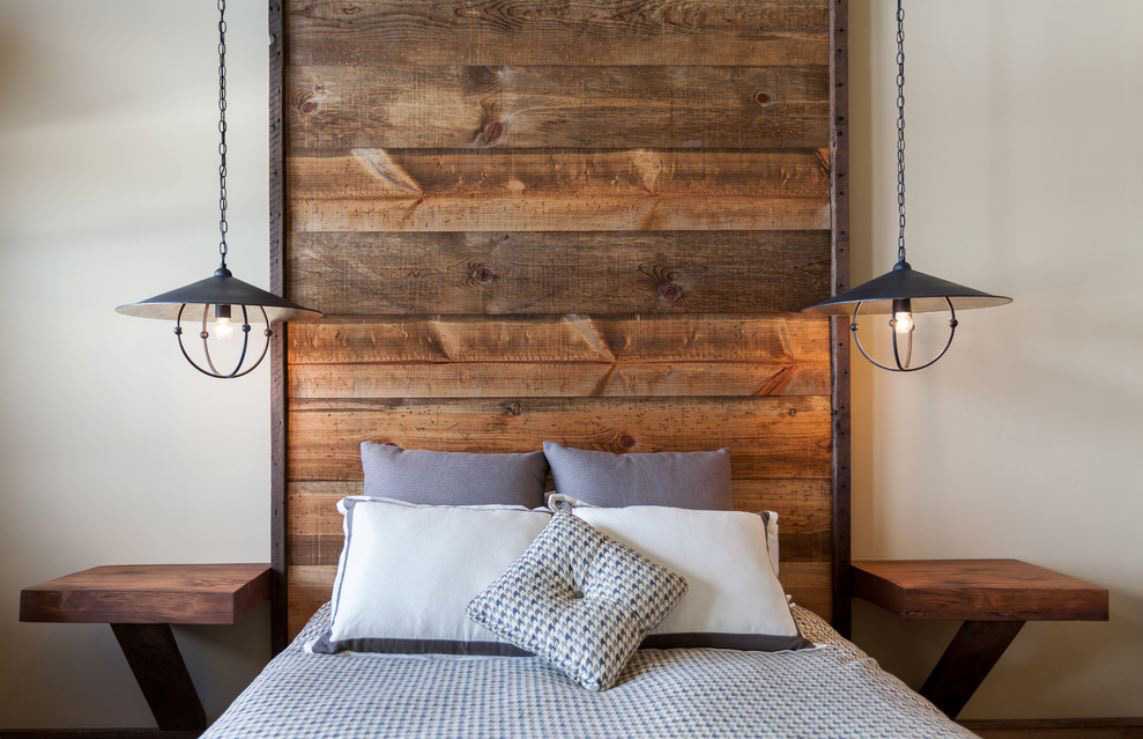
[288,478,831,534]
[852,560,1110,622]
[287,0,829,68]
[288,316,830,365]
[287,565,337,640]
[19,565,271,625]
[287,149,831,232]
[287,231,831,315]
[732,478,832,534]
[962,718,1143,739]
[779,560,831,619]
[290,64,829,150]
[288,360,829,399]
[269,0,290,657]
[288,396,832,481]
[829,0,853,639]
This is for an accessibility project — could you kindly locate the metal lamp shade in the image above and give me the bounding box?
[802,261,1011,315]
[116,268,320,322]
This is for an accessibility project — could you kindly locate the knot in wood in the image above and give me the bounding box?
[619,434,636,449]
[467,262,498,286]
[502,401,523,417]
[657,282,684,304]
[753,92,772,105]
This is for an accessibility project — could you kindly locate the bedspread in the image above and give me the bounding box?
[205,603,975,738]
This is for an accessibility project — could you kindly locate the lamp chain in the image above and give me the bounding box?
[217,0,229,268]
[895,0,907,264]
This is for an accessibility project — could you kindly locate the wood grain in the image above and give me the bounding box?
[287,0,829,67]
[288,396,832,481]
[280,0,843,635]
[19,564,271,625]
[287,231,831,315]
[288,316,830,365]
[288,360,829,399]
[852,560,1110,622]
[287,149,831,232]
[289,64,829,150]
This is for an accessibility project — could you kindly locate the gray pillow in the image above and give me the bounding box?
[361,442,548,508]
[542,442,732,510]
[467,512,687,691]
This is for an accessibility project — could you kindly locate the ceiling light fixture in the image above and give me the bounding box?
[804,0,1011,371]
[116,0,319,378]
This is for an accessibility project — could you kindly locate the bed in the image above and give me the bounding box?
[240,1,972,735]
[207,602,972,738]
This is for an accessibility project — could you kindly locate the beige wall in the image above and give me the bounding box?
[0,0,271,729]
[1,0,1140,729]
[850,0,1143,720]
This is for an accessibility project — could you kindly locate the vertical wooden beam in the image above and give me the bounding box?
[268,0,289,656]
[829,0,853,638]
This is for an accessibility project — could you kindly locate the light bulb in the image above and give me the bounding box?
[214,315,235,339]
[892,311,914,334]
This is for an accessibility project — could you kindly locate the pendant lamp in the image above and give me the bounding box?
[803,0,1011,371]
[116,0,319,378]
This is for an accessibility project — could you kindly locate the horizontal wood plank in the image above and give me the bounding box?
[287,396,832,481]
[19,564,271,625]
[288,316,830,364]
[288,231,831,315]
[288,149,831,232]
[287,0,829,67]
[288,360,829,398]
[290,64,829,150]
[853,560,1110,621]
[287,478,830,530]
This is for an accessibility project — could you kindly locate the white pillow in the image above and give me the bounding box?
[310,496,550,654]
[551,496,807,651]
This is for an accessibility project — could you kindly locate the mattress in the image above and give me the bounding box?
[205,603,975,738]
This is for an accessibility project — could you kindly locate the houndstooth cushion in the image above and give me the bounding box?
[467,512,687,691]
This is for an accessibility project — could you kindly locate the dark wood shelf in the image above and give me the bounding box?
[19,563,271,733]
[20,563,271,625]
[852,559,1108,621]
[852,559,1108,719]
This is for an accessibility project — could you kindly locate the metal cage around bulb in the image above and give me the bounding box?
[803,261,1012,372]
[116,266,320,378]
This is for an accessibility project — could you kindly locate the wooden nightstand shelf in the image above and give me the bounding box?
[852,559,1109,719]
[20,563,271,732]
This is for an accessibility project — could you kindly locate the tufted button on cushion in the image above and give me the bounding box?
[467,512,687,691]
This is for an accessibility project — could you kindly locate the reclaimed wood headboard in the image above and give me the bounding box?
[269,0,851,650]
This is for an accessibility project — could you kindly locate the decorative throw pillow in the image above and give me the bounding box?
[361,442,548,507]
[467,512,687,691]
[542,442,732,510]
[550,496,808,652]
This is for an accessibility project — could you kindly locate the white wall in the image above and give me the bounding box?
[0,0,271,729]
[2,0,1141,729]
[850,0,1143,720]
